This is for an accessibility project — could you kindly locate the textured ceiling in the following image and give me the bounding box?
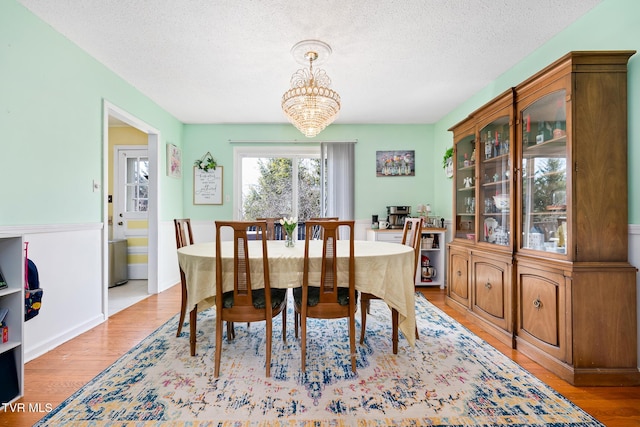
[18,0,602,125]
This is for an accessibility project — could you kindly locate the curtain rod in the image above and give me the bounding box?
[228,139,357,144]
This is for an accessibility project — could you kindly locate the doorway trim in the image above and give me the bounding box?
[102,100,160,318]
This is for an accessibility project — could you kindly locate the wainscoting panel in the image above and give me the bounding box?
[5,224,105,362]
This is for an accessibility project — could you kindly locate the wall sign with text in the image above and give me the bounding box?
[193,166,223,205]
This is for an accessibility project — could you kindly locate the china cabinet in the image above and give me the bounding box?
[0,236,24,404]
[446,51,638,385]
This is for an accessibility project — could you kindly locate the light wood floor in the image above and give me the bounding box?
[2,286,639,426]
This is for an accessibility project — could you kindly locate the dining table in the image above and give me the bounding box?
[177,239,417,348]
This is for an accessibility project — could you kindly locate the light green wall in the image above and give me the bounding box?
[433,0,640,223]
[3,0,639,227]
[182,123,434,221]
[0,0,184,226]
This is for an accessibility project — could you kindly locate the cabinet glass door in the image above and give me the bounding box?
[454,134,476,241]
[520,90,567,254]
[479,116,511,246]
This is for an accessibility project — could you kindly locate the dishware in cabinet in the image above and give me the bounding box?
[451,117,476,243]
[477,91,514,249]
[519,87,568,256]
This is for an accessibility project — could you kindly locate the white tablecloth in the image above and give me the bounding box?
[177,240,416,345]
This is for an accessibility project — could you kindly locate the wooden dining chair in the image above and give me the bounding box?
[359,216,423,353]
[214,220,288,377]
[293,220,357,372]
[174,219,196,339]
[308,217,339,240]
[256,217,284,240]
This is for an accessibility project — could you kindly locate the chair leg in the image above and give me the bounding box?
[349,312,357,373]
[294,310,299,339]
[391,308,399,355]
[300,311,306,372]
[359,296,368,345]
[265,317,272,377]
[189,305,198,356]
[214,313,223,377]
[176,281,187,337]
[282,302,287,342]
[226,321,235,341]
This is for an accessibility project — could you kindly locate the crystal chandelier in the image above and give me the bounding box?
[282,40,341,138]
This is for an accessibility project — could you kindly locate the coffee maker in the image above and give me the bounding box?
[387,206,411,229]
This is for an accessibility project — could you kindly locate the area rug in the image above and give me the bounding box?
[34,294,602,426]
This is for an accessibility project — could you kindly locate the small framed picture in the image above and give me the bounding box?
[376,150,415,176]
[166,143,182,178]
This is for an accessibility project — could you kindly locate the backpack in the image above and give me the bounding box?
[25,259,43,321]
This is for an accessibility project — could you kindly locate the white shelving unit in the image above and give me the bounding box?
[0,235,24,405]
[366,227,446,289]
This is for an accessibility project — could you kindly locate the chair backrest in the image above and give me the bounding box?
[303,220,355,305]
[308,217,340,240]
[256,217,284,240]
[402,217,423,271]
[174,218,194,249]
[215,220,271,311]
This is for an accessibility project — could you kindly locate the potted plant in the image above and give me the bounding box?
[443,147,454,178]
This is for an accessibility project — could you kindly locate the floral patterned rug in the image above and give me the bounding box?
[34,294,602,426]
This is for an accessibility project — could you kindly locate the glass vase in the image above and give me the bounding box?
[285,231,295,247]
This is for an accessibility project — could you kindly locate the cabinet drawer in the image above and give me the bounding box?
[374,231,403,243]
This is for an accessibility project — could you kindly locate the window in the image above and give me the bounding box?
[234,146,322,221]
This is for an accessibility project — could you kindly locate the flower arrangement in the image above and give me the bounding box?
[279,216,298,235]
[279,217,298,247]
[194,153,217,172]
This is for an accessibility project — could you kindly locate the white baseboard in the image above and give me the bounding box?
[24,314,105,362]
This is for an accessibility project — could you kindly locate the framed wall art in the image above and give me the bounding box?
[193,166,223,205]
[376,150,415,176]
[166,143,182,178]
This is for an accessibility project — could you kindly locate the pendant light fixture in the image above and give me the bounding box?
[281,40,341,138]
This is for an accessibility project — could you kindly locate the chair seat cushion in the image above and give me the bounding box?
[292,287,357,306]
[222,288,287,309]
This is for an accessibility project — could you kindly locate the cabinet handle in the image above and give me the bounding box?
[485,282,491,289]
[457,270,462,277]
[533,298,542,309]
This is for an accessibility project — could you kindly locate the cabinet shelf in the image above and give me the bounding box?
[483,153,509,164]
[482,179,510,187]
[0,341,21,354]
[0,287,21,298]
[457,186,475,192]
[523,136,566,158]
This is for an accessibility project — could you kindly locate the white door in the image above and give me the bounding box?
[113,147,149,279]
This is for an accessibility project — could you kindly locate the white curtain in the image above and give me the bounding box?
[321,142,355,220]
